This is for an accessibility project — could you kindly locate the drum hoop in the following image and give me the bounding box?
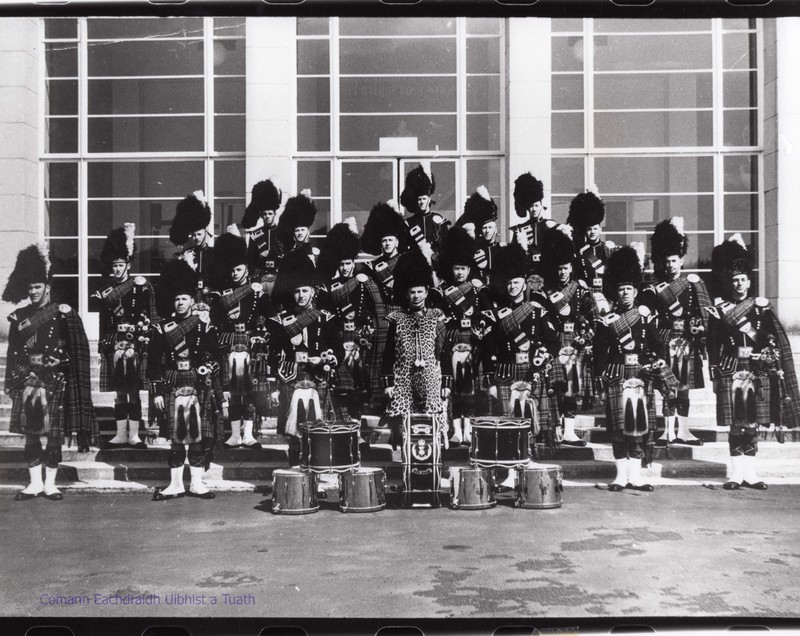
[473,419,530,430]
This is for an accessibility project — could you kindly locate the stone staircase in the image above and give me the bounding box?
[1,341,799,494]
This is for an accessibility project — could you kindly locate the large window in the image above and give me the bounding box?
[295,17,506,240]
[43,17,246,313]
[550,18,761,284]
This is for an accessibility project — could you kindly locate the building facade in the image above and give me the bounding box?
[0,16,796,337]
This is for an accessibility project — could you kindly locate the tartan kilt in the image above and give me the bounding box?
[8,365,66,437]
[446,327,478,399]
[715,370,773,428]
[277,367,320,436]
[604,373,657,438]
[99,335,148,392]
[219,332,253,397]
[494,363,559,430]
[367,304,399,412]
[664,334,704,391]
[164,369,216,440]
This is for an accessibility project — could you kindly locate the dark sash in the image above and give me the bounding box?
[329,276,360,311]
[653,277,690,308]
[496,302,537,342]
[371,254,399,288]
[250,226,273,258]
[220,283,255,311]
[600,307,643,340]
[16,304,60,342]
[279,308,322,339]
[442,282,476,320]
[548,281,578,314]
[161,314,202,351]
[94,277,137,310]
[717,298,757,330]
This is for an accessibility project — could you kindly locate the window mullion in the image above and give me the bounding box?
[78,17,89,318]
[585,18,595,192]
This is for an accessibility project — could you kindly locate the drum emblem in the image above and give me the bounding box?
[411,439,433,461]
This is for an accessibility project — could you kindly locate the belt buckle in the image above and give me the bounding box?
[233,323,246,333]
[176,360,191,371]
[738,346,753,360]
[29,354,43,366]
[344,321,355,332]
[264,260,275,270]
[515,352,528,364]
[624,353,639,366]
[672,320,685,332]
[295,351,308,363]
[531,253,541,263]
[460,318,472,329]
[592,277,603,289]
[563,322,574,333]
[116,323,133,333]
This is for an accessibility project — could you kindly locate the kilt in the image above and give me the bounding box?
[715,368,774,428]
[494,362,559,430]
[367,305,400,412]
[663,331,704,391]
[99,335,148,392]
[603,365,657,438]
[277,367,322,436]
[219,331,253,397]
[8,365,66,437]
[163,368,216,440]
[445,327,478,400]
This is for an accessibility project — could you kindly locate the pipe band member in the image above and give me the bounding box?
[567,190,616,303]
[150,260,225,501]
[482,243,563,489]
[381,247,451,449]
[641,217,711,447]
[455,186,502,288]
[593,245,675,492]
[91,223,158,450]
[707,235,800,491]
[436,223,491,446]
[541,226,595,447]
[268,249,343,467]
[211,226,274,451]
[276,190,318,264]
[401,162,448,264]
[241,177,284,285]
[4,243,97,501]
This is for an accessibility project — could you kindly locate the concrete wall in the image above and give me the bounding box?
[245,18,296,205]
[507,18,552,227]
[0,18,40,339]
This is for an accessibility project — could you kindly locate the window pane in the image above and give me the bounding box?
[466,37,501,74]
[47,80,78,116]
[722,19,757,31]
[298,161,331,199]
[467,18,501,35]
[595,73,712,109]
[297,18,330,36]
[595,156,714,193]
[427,161,456,225]
[297,40,329,75]
[88,237,173,276]
[215,115,245,152]
[88,116,204,153]
[467,75,501,112]
[45,201,78,237]
[89,199,190,237]
[723,71,757,108]
[724,194,758,232]
[88,40,203,76]
[724,110,757,147]
[339,18,455,37]
[599,195,714,232]
[215,77,245,114]
[340,115,456,152]
[595,34,712,71]
[45,18,77,39]
[215,161,245,199]
[467,114,500,151]
[340,39,456,75]
[552,74,583,110]
[88,18,203,40]
[89,78,204,115]
[298,77,330,113]
[340,76,456,113]
[214,200,246,236]
[49,238,78,275]
[551,157,585,195]
[46,44,77,77]
[552,19,583,33]
[550,197,573,224]
[723,155,758,192]
[552,112,584,149]
[594,19,711,32]
[45,162,78,198]
[214,18,246,38]
[341,162,395,233]
[466,159,502,200]
[51,277,78,308]
[213,40,245,76]
[88,161,205,198]
[595,111,713,148]
[552,37,583,73]
[46,118,78,154]
[297,115,330,152]
[723,32,757,70]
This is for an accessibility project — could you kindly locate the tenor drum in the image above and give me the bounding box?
[402,414,442,508]
[449,466,496,510]
[271,469,319,515]
[515,463,563,509]
[338,467,386,513]
[470,418,530,469]
[300,420,361,474]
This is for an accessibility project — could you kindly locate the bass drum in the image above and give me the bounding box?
[300,420,361,473]
[470,418,530,468]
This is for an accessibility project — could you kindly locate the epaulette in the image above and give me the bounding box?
[7,311,17,323]
[687,273,701,284]
[577,279,588,290]
[356,273,369,283]
[499,242,507,247]
[755,297,769,308]
[432,214,445,225]
[471,279,483,289]
[638,305,652,320]
[59,304,72,315]
[530,300,547,314]
[134,276,146,286]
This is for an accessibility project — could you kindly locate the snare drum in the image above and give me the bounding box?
[515,463,563,509]
[402,414,442,508]
[470,418,531,469]
[449,466,496,510]
[338,467,386,513]
[300,420,361,474]
[271,469,319,515]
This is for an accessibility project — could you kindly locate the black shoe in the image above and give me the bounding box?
[240,442,263,450]
[186,490,216,499]
[560,439,587,447]
[625,483,654,492]
[43,491,64,501]
[723,481,741,491]
[607,483,624,492]
[742,480,768,490]
[152,488,185,501]
[14,491,40,501]
[672,437,703,446]
[102,441,128,450]
[495,485,514,494]
[129,441,148,450]
[460,440,471,447]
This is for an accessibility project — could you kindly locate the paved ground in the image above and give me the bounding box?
[2,486,800,628]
